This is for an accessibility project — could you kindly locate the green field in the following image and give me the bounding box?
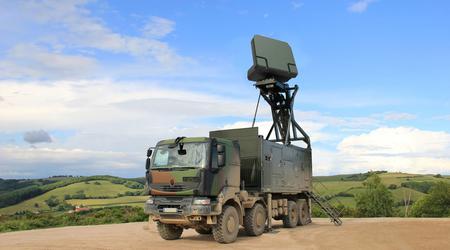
[67,196,148,208]
[1,172,448,216]
[0,180,144,214]
[313,172,449,209]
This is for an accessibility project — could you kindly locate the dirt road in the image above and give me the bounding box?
[0,218,449,250]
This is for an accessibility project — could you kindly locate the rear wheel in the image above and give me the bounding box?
[282,201,298,228]
[297,199,311,226]
[244,203,266,236]
[157,222,183,240]
[212,205,240,244]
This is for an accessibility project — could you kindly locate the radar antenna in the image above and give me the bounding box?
[248,35,310,147]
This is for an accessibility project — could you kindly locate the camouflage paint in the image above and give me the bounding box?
[149,169,199,196]
[150,169,199,184]
[147,137,240,197]
[208,139,240,195]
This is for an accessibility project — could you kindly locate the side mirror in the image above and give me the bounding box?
[145,158,151,170]
[177,143,186,155]
[218,154,225,167]
[147,148,153,157]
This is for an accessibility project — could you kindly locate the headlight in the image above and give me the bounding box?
[146,198,154,205]
[193,198,210,205]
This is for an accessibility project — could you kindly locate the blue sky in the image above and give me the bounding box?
[0,0,449,178]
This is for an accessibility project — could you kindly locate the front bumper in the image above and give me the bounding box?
[144,196,218,217]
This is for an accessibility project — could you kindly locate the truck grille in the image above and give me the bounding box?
[161,185,185,192]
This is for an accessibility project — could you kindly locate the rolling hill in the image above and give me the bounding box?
[1,172,449,216]
[313,171,450,214]
[0,176,147,215]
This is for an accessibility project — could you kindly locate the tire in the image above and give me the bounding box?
[297,199,311,226]
[282,201,298,228]
[195,227,212,235]
[244,203,267,236]
[212,205,240,244]
[157,222,183,240]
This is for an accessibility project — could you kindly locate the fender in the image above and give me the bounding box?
[216,186,244,225]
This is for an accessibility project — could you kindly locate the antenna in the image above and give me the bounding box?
[248,35,310,147]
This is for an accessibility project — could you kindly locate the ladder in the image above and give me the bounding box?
[306,191,342,226]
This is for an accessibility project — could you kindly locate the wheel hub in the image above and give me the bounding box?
[256,211,264,227]
[227,216,236,233]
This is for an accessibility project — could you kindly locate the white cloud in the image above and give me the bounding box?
[291,1,303,10]
[348,0,376,13]
[222,119,332,144]
[297,111,381,131]
[311,148,340,176]
[299,89,402,108]
[0,44,97,79]
[0,79,262,178]
[0,1,189,79]
[381,112,417,121]
[0,146,140,178]
[336,127,450,174]
[143,16,175,38]
[0,79,257,155]
[433,114,450,121]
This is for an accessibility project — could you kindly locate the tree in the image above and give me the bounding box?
[355,175,394,217]
[410,182,450,217]
[45,196,60,208]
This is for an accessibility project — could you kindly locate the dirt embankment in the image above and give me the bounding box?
[0,218,449,250]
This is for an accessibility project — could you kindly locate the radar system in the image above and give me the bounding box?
[248,35,310,147]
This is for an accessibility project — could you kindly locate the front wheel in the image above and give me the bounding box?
[212,205,240,244]
[157,222,183,240]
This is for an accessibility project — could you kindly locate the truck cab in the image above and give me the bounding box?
[145,137,240,210]
[144,136,248,242]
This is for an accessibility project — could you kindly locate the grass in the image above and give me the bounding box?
[0,206,148,233]
[1,172,448,216]
[313,181,363,196]
[377,172,446,186]
[390,187,426,202]
[312,172,450,210]
[0,180,142,215]
[329,196,356,208]
[67,196,148,208]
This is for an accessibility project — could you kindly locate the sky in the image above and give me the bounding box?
[0,0,449,179]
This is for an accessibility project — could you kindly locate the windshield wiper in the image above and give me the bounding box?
[177,166,198,170]
[152,166,197,171]
[152,167,174,171]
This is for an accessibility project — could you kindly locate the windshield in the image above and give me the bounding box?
[152,142,208,169]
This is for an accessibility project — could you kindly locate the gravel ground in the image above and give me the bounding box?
[0,218,449,250]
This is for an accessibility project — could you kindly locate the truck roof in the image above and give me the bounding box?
[157,137,209,145]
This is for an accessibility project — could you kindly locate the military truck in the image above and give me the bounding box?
[144,35,341,244]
